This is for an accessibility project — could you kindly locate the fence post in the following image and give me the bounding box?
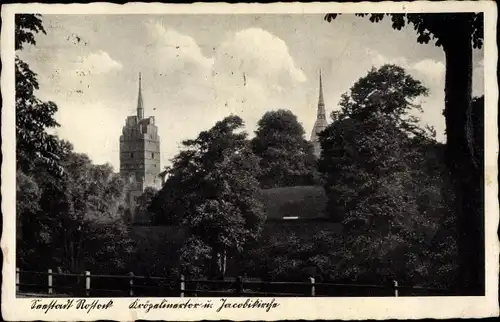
[392,280,399,297]
[235,276,243,296]
[85,271,91,297]
[309,277,315,297]
[16,268,20,292]
[179,274,185,298]
[48,269,53,295]
[128,272,134,297]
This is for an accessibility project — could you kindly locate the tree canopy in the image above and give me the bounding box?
[251,109,319,188]
[16,14,64,175]
[151,115,265,278]
[17,149,135,273]
[324,11,485,294]
[317,65,456,286]
[337,64,434,140]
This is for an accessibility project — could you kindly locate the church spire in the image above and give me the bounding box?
[137,72,144,120]
[310,70,328,158]
[317,70,326,120]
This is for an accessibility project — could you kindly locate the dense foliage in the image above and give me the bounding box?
[235,65,459,288]
[150,116,265,278]
[17,147,135,273]
[16,14,135,274]
[15,14,65,175]
[337,64,431,137]
[325,11,485,293]
[134,187,159,224]
[313,65,457,287]
[251,110,319,188]
[15,13,483,293]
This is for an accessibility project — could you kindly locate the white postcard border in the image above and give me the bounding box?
[2,2,498,321]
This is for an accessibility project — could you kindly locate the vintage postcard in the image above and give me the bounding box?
[1,1,499,320]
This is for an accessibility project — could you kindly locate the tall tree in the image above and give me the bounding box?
[317,66,456,286]
[325,12,484,294]
[319,114,444,285]
[36,151,135,273]
[151,116,265,278]
[15,14,64,175]
[336,64,431,138]
[16,170,44,268]
[251,109,319,188]
[16,139,74,269]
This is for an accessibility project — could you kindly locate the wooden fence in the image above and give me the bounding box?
[16,268,456,297]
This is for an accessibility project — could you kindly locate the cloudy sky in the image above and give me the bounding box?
[19,14,484,171]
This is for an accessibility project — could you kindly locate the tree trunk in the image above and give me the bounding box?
[210,248,222,280]
[221,248,227,278]
[443,24,484,294]
[69,240,75,271]
[210,247,227,280]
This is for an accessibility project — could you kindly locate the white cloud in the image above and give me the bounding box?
[410,59,446,85]
[365,48,446,86]
[367,48,408,68]
[145,21,214,69]
[28,15,489,172]
[139,26,312,154]
[367,49,483,98]
[76,50,122,75]
[215,28,307,84]
[190,28,311,140]
[412,59,446,78]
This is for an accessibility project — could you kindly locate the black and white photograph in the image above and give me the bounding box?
[2,2,498,320]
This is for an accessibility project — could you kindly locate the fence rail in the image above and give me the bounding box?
[16,268,455,297]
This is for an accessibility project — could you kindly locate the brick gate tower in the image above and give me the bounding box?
[119,73,161,221]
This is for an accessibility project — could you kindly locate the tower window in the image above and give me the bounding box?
[151,152,154,159]
[130,152,134,158]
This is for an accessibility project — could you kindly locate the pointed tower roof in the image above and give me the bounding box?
[137,72,144,120]
[311,70,328,158]
[317,69,326,120]
[318,69,325,107]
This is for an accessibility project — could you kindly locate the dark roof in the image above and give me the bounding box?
[257,185,328,220]
[138,117,153,126]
